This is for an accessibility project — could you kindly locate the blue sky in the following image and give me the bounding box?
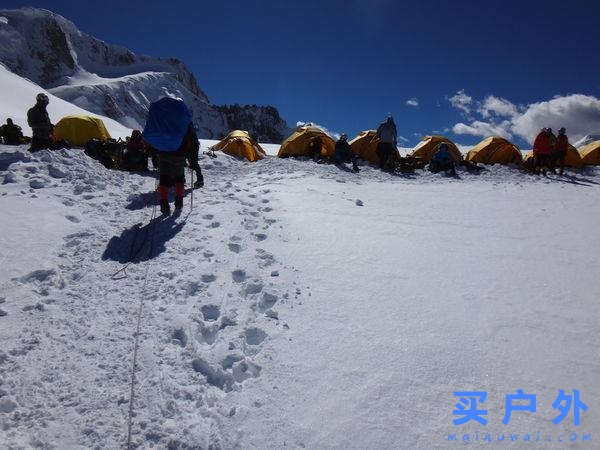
[4,0,600,146]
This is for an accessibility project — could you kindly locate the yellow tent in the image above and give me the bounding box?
[349,130,400,164]
[278,125,335,158]
[579,140,600,165]
[54,115,111,147]
[410,136,462,163]
[465,136,523,165]
[522,144,583,168]
[212,130,266,162]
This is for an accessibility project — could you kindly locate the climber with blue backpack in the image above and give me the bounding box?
[143,97,203,216]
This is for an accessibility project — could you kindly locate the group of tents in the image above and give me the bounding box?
[18,114,600,170]
[223,125,600,170]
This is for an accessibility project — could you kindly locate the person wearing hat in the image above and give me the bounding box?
[553,127,569,175]
[0,118,25,145]
[27,93,53,152]
[333,133,360,172]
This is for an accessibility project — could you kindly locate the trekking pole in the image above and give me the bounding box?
[190,166,194,212]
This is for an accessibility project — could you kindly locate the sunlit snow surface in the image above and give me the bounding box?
[1,143,599,448]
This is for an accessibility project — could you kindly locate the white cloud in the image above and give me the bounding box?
[448,89,473,114]
[398,135,409,143]
[511,95,600,144]
[406,98,419,107]
[451,94,600,144]
[478,95,519,119]
[452,120,513,139]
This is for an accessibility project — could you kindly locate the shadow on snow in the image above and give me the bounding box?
[102,215,185,263]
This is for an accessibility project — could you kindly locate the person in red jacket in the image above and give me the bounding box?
[532,128,552,174]
[553,127,569,175]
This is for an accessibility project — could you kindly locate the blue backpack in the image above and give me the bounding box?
[142,97,193,152]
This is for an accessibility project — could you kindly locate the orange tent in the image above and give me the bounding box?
[410,136,462,163]
[349,130,402,164]
[465,136,523,165]
[579,140,600,165]
[522,144,583,168]
[212,130,266,162]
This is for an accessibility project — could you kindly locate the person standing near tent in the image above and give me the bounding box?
[552,127,569,175]
[532,128,553,174]
[143,97,201,216]
[333,134,360,172]
[0,118,25,145]
[376,116,397,170]
[27,93,53,152]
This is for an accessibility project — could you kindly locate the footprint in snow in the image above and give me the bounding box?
[208,222,220,228]
[65,215,80,223]
[228,243,242,253]
[201,304,220,321]
[201,274,216,283]
[231,270,247,283]
[244,327,267,346]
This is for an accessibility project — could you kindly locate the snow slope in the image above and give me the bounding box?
[49,70,228,134]
[1,145,599,448]
[0,63,131,140]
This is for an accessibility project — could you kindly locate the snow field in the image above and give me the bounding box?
[1,147,599,448]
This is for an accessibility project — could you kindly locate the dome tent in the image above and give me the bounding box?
[278,125,335,158]
[410,136,463,163]
[579,140,600,165]
[53,115,111,147]
[142,97,193,152]
[522,144,583,168]
[465,136,523,165]
[349,130,400,164]
[213,130,266,162]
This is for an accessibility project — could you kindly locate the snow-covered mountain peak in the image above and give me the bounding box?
[0,7,290,142]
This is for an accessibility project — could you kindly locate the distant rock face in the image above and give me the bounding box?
[215,104,288,143]
[0,8,290,142]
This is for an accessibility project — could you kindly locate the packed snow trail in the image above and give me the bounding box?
[1,146,600,448]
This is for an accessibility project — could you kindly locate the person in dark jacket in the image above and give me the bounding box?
[27,93,53,152]
[0,118,25,145]
[308,136,323,162]
[122,130,148,171]
[552,127,569,175]
[376,115,398,170]
[333,134,359,172]
[184,125,204,188]
[429,143,457,176]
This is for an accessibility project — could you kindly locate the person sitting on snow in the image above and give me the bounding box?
[307,136,324,162]
[429,142,456,176]
[122,130,149,171]
[333,134,360,172]
[27,93,54,152]
[0,118,25,145]
[376,115,398,170]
